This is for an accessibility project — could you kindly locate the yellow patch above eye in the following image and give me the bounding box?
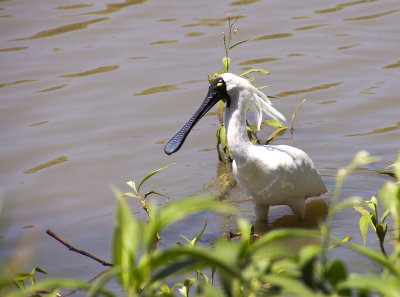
[216,82,223,87]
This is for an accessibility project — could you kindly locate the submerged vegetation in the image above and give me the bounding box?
[1,16,400,297]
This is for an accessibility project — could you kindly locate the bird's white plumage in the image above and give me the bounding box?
[220,73,327,219]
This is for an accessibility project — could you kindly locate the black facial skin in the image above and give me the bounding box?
[164,77,230,155]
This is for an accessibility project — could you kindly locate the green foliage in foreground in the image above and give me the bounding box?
[1,150,400,297]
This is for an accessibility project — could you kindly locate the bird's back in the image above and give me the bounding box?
[232,144,327,206]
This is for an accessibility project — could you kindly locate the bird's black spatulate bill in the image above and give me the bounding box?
[164,93,218,155]
[164,76,228,155]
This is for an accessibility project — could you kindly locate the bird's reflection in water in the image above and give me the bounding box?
[254,199,329,235]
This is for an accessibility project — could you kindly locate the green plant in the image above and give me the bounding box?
[354,197,390,256]
[3,151,400,297]
[0,267,48,295]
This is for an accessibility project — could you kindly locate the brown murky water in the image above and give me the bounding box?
[1,0,399,284]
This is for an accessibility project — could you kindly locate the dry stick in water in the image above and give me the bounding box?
[46,229,113,267]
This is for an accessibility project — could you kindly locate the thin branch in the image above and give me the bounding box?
[46,229,113,267]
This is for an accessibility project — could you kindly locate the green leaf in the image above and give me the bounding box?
[138,164,173,193]
[264,119,285,129]
[150,246,243,282]
[87,267,121,297]
[266,126,290,143]
[238,69,270,77]
[332,196,363,213]
[337,274,400,297]
[299,245,323,287]
[221,57,230,73]
[366,196,377,213]
[381,209,391,223]
[291,99,307,129]
[380,182,400,220]
[353,206,371,216]
[180,220,208,247]
[145,196,232,248]
[228,39,249,51]
[219,125,227,149]
[325,260,348,287]
[122,192,138,198]
[329,236,352,248]
[359,214,371,246]
[217,100,224,124]
[261,274,316,297]
[20,278,109,297]
[337,238,400,277]
[192,220,208,247]
[144,190,168,201]
[251,229,318,254]
[112,191,141,293]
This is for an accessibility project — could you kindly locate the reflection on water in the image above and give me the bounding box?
[11,17,109,41]
[0,79,37,88]
[344,122,400,137]
[294,24,329,31]
[35,84,69,93]
[383,60,400,69]
[343,8,400,21]
[55,4,94,10]
[272,82,343,99]
[133,84,180,96]
[314,0,379,14]
[182,16,245,28]
[0,46,29,52]
[58,65,119,78]
[239,57,281,65]
[254,199,329,234]
[148,40,178,45]
[24,156,69,174]
[29,121,50,127]
[253,33,293,41]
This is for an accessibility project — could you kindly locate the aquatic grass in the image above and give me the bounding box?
[2,151,400,297]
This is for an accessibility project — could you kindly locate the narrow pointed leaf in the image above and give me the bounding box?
[138,164,173,193]
[228,39,249,51]
[239,69,270,77]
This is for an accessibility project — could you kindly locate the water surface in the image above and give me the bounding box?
[1,0,399,285]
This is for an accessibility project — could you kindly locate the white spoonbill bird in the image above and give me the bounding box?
[164,73,327,220]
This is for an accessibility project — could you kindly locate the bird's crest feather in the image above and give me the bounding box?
[221,73,286,131]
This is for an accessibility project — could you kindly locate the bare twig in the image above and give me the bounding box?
[46,229,113,267]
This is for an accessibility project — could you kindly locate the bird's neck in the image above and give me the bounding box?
[225,98,252,160]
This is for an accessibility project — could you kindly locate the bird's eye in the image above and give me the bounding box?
[216,82,223,87]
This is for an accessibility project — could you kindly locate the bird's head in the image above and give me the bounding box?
[164,75,231,155]
[164,73,285,155]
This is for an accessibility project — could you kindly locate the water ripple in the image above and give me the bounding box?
[133,84,180,96]
[0,79,37,88]
[35,84,69,93]
[344,122,400,137]
[24,156,69,174]
[84,0,148,15]
[253,33,293,41]
[343,9,400,21]
[314,0,378,14]
[58,66,119,78]
[11,17,109,41]
[0,46,29,52]
[273,82,344,98]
